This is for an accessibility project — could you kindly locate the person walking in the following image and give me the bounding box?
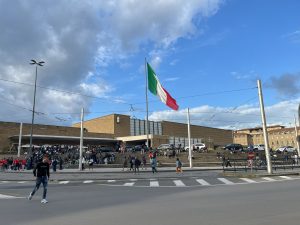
[122,156,128,171]
[150,157,158,174]
[28,157,50,204]
[141,155,147,170]
[134,157,141,174]
[175,158,182,173]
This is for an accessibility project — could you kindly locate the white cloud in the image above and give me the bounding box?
[0,0,224,124]
[282,30,300,44]
[149,98,300,129]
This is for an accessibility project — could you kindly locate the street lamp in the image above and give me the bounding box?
[29,59,44,155]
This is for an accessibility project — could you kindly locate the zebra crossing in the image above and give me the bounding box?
[1,175,299,188]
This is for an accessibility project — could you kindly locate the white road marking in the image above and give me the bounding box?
[129,179,138,181]
[0,194,22,199]
[83,180,94,184]
[150,181,159,187]
[218,178,234,185]
[107,180,116,183]
[173,180,186,187]
[124,182,135,186]
[240,178,257,183]
[196,179,211,186]
[262,177,276,181]
[17,181,27,184]
[59,181,70,184]
[279,176,292,180]
[0,181,9,184]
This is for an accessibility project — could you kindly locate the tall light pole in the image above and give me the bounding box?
[29,59,44,155]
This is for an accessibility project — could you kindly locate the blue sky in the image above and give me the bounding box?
[0,0,299,129]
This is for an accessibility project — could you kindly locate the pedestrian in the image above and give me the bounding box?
[225,157,232,167]
[28,157,50,204]
[150,157,158,174]
[59,157,63,170]
[122,156,128,171]
[141,155,147,170]
[88,158,94,171]
[129,155,134,171]
[176,158,182,173]
[52,158,57,172]
[134,157,141,174]
[82,156,86,170]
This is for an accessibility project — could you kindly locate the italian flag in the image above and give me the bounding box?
[147,63,179,111]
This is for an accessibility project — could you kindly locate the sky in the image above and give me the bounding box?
[0,0,299,130]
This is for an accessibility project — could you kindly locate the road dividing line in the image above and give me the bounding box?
[83,180,94,184]
[173,180,186,187]
[279,176,292,180]
[196,179,211,186]
[107,180,116,183]
[262,177,276,181]
[218,178,234,185]
[124,182,135,186]
[59,181,70,184]
[150,181,159,187]
[240,178,257,183]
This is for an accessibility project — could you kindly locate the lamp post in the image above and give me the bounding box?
[29,59,44,155]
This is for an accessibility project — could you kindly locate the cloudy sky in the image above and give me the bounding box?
[0,0,299,130]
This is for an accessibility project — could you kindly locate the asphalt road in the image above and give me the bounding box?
[1,176,300,225]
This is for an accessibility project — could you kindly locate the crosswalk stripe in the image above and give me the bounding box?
[107,180,116,183]
[83,180,94,184]
[124,182,135,186]
[218,178,234,185]
[279,176,292,180]
[0,194,20,199]
[173,180,186,187]
[0,181,9,184]
[240,178,257,183]
[129,179,138,181]
[17,181,27,184]
[59,181,70,184]
[196,179,211,186]
[150,181,159,187]
[262,177,276,181]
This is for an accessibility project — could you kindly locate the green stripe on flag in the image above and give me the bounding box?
[147,63,157,95]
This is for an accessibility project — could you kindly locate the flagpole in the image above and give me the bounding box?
[145,58,149,148]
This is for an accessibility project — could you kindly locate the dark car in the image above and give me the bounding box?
[223,144,244,152]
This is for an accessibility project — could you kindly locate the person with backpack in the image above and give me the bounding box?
[176,158,182,173]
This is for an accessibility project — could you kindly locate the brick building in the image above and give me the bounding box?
[0,114,233,153]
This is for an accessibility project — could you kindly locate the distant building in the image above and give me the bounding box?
[234,125,300,150]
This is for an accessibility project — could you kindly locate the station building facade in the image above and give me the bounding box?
[0,114,233,153]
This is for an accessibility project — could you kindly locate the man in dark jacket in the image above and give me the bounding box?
[28,157,50,203]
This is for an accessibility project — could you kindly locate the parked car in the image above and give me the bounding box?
[223,144,244,152]
[184,143,207,152]
[157,144,174,151]
[276,146,296,153]
[253,144,265,151]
